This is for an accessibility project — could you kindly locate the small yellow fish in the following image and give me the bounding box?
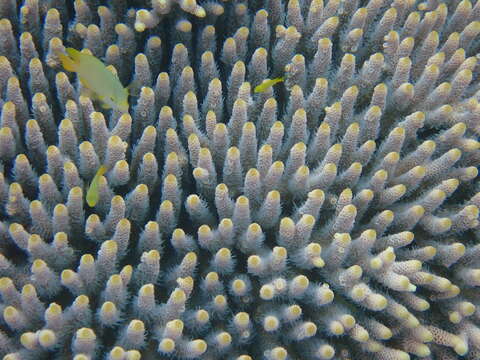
[86,165,107,207]
[58,48,129,112]
[254,77,285,93]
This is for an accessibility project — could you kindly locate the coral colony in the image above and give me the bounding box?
[0,0,480,359]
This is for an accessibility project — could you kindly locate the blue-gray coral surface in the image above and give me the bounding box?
[0,0,480,359]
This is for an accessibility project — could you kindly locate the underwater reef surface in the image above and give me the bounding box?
[0,0,480,359]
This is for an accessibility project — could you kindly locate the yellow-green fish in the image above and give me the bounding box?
[86,165,107,207]
[254,77,285,93]
[58,48,129,112]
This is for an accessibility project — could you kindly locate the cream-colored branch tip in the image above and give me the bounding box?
[1,0,480,358]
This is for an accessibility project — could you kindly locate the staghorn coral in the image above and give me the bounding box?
[0,0,479,359]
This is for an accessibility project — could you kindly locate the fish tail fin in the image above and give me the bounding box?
[58,52,78,72]
[126,80,140,97]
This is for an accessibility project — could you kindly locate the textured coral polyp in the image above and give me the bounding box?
[0,0,480,359]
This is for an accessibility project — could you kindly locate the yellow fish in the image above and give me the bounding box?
[86,165,107,207]
[58,48,129,112]
[254,77,285,93]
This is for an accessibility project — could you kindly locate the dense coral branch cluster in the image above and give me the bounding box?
[0,0,479,359]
